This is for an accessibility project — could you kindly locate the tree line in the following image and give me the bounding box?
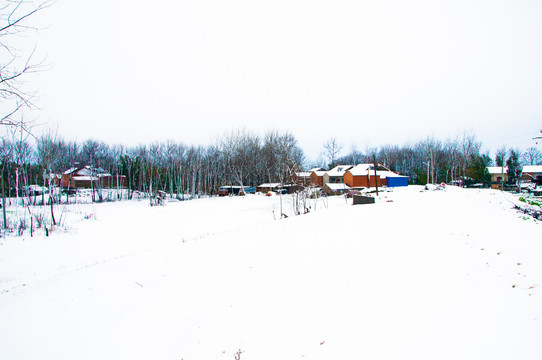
[325,132,541,187]
[2,127,541,203]
[0,128,305,201]
[3,2,541,200]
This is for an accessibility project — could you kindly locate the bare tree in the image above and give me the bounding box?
[0,136,13,229]
[323,137,343,168]
[495,146,507,167]
[421,137,444,184]
[186,145,203,198]
[1,0,54,127]
[276,131,303,184]
[443,137,460,184]
[35,128,59,229]
[494,145,507,190]
[363,146,378,164]
[338,144,364,165]
[521,146,542,166]
[221,128,260,190]
[458,131,481,185]
[261,130,281,184]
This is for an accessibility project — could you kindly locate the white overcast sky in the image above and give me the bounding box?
[28,0,542,162]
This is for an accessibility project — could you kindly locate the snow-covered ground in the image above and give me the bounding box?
[0,186,541,359]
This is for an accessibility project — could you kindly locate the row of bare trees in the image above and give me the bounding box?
[324,132,485,185]
[0,128,305,201]
[332,131,541,186]
[3,128,540,205]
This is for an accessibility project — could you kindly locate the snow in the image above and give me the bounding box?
[346,163,372,175]
[257,183,281,188]
[347,163,395,176]
[0,187,541,359]
[62,167,79,175]
[313,170,326,177]
[325,165,353,176]
[487,166,508,174]
[308,167,323,173]
[522,165,542,174]
[324,183,350,191]
[377,170,406,178]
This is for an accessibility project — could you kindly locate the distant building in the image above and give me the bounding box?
[384,172,409,187]
[293,167,323,186]
[323,165,353,185]
[256,183,282,193]
[218,186,256,196]
[520,165,542,186]
[55,166,126,189]
[310,169,326,187]
[487,166,508,189]
[322,182,351,196]
[343,163,408,188]
[344,164,386,188]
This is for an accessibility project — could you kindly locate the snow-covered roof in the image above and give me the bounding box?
[487,166,508,174]
[347,163,392,176]
[62,166,111,177]
[308,167,323,172]
[312,170,326,177]
[62,167,79,175]
[522,165,542,174]
[73,175,97,181]
[324,183,351,190]
[326,165,353,177]
[378,170,406,178]
[348,164,371,175]
[22,185,46,191]
[295,172,312,177]
[258,183,281,188]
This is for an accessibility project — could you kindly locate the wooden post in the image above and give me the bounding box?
[373,154,379,196]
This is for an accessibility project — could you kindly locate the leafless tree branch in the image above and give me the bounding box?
[0,0,54,128]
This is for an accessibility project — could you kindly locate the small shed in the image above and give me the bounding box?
[218,186,255,196]
[521,165,542,186]
[257,183,282,193]
[384,173,409,187]
[353,195,375,205]
[487,166,509,189]
[322,182,351,196]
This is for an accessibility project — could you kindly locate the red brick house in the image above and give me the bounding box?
[293,167,323,186]
[310,169,326,187]
[344,164,391,188]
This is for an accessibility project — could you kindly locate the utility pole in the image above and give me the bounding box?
[422,161,430,185]
[430,148,434,185]
[501,150,506,192]
[373,154,379,196]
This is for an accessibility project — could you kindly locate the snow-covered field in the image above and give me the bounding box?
[0,186,541,360]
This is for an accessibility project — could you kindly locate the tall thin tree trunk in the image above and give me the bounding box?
[1,170,6,229]
[49,170,56,226]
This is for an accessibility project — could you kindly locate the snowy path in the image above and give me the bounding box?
[0,187,541,359]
